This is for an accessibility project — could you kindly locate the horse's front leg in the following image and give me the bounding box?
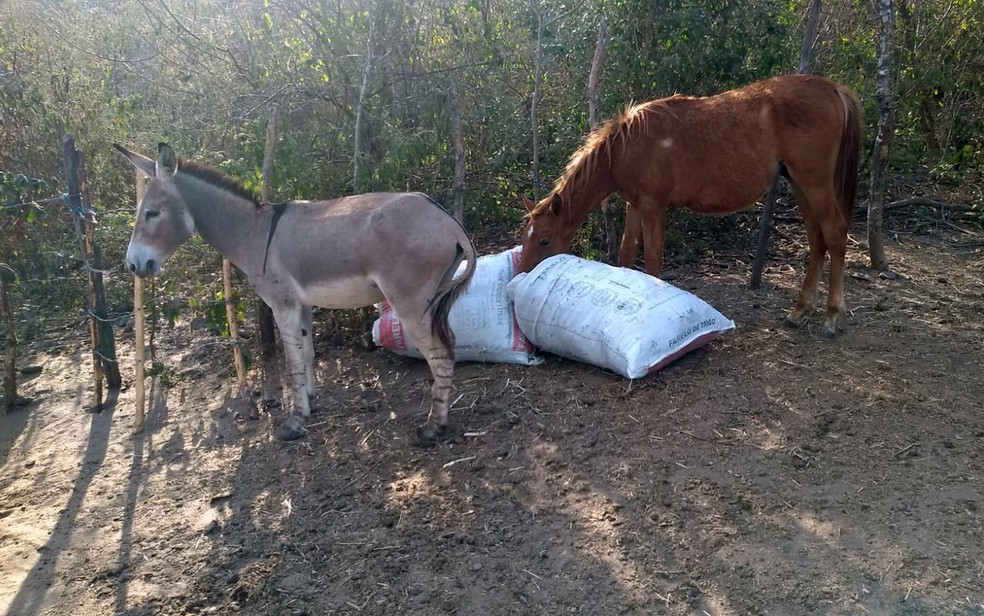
[618,203,643,268]
[638,200,668,277]
[270,301,311,440]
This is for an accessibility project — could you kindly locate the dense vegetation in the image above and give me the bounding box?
[1,0,982,330]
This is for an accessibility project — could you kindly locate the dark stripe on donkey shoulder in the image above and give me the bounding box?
[262,201,291,275]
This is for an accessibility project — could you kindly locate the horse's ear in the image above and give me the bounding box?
[522,195,536,213]
[113,144,156,178]
[156,143,178,179]
[549,193,563,216]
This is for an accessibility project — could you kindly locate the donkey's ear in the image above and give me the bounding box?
[156,143,178,179]
[522,195,536,213]
[549,193,563,216]
[113,144,156,178]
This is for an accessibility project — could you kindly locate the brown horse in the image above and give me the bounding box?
[519,74,861,337]
[116,143,476,444]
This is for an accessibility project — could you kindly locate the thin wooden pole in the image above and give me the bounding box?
[133,172,147,434]
[223,258,247,390]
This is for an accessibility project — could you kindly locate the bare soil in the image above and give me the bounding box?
[2,223,983,616]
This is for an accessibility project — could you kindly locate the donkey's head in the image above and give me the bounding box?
[518,192,573,274]
[115,143,195,278]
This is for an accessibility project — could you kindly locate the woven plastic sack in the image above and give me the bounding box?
[373,247,539,365]
[507,255,734,378]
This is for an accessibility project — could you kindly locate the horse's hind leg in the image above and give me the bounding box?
[270,301,312,440]
[784,181,827,329]
[816,198,849,337]
[399,312,456,446]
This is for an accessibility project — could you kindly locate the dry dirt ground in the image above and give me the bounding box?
[1,223,983,616]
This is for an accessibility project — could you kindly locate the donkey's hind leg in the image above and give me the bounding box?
[399,313,456,447]
[301,304,317,397]
[271,302,312,440]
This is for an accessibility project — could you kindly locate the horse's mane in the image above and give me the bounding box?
[532,99,675,217]
[178,159,261,208]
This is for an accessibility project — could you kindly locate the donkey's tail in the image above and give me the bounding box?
[431,238,478,351]
[835,85,862,225]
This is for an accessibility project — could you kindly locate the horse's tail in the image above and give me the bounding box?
[835,86,862,225]
[431,238,477,351]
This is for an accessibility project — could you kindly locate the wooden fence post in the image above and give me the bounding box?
[79,150,122,390]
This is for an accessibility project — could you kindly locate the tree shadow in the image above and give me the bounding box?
[5,388,119,616]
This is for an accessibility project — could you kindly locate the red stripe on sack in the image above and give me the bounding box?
[379,302,407,351]
[646,330,722,375]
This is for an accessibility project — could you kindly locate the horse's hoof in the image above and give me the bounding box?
[277,415,307,441]
[783,315,803,329]
[415,423,450,448]
[821,317,842,339]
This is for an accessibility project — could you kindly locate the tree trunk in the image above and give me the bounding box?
[798,0,822,74]
[588,17,617,264]
[530,1,544,202]
[450,81,466,222]
[0,266,15,413]
[868,0,893,271]
[258,105,279,357]
[353,19,375,194]
[751,0,821,289]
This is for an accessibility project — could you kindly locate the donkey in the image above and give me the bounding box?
[116,143,476,444]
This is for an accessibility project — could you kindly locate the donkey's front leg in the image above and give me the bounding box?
[271,302,312,441]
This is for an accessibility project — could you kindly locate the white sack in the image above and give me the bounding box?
[507,254,734,379]
[373,247,539,365]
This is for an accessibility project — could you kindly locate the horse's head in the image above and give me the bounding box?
[114,143,195,278]
[518,192,573,274]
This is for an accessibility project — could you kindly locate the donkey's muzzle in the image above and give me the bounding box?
[127,259,158,279]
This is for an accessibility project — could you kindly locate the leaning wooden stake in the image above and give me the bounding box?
[133,172,147,434]
[750,0,822,290]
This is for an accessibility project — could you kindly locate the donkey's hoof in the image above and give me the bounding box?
[416,423,450,448]
[783,315,803,329]
[277,415,307,441]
